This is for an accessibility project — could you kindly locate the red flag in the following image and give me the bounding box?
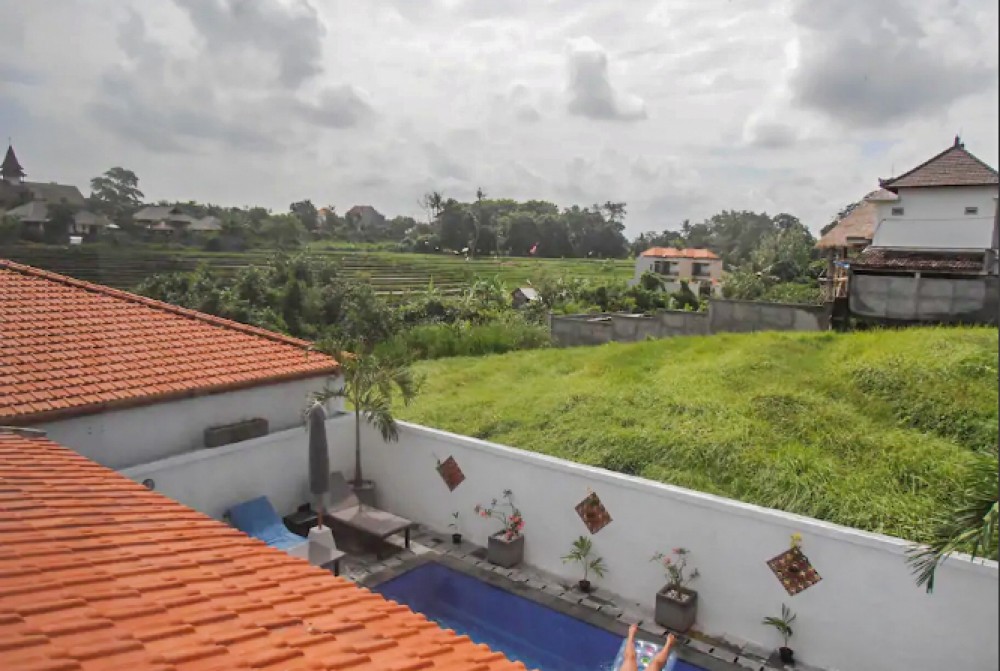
[529,242,538,255]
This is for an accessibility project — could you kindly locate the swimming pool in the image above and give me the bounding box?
[371,561,707,671]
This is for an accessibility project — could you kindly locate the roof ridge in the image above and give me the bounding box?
[0,258,316,351]
[881,144,999,189]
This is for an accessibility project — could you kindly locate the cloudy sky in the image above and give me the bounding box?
[1,0,997,235]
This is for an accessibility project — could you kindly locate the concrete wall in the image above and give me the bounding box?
[551,300,826,347]
[361,423,998,671]
[123,417,999,671]
[850,274,999,323]
[549,313,615,346]
[121,412,355,520]
[876,185,998,224]
[707,299,829,334]
[42,375,340,470]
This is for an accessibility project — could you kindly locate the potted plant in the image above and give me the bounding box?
[449,512,462,544]
[475,489,525,567]
[314,339,418,507]
[650,548,700,632]
[562,535,607,593]
[762,604,797,665]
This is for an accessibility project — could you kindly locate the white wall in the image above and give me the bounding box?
[42,375,339,470]
[877,185,998,225]
[121,413,355,520]
[120,416,999,671]
[359,422,998,671]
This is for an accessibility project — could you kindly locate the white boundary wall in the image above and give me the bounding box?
[122,413,355,520]
[122,417,999,671]
[361,422,997,671]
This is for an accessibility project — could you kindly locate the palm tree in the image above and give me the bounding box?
[907,452,998,592]
[314,339,419,487]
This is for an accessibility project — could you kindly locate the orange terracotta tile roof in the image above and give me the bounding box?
[640,247,720,260]
[0,429,525,671]
[880,139,999,191]
[0,260,339,426]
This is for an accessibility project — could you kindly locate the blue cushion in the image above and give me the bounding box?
[227,496,305,550]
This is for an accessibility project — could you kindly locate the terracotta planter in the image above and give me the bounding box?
[487,533,524,567]
[654,585,698,633]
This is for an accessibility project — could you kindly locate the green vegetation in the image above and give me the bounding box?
[123,254,713,361]
[0,244,631,295]
[398,328,999,543]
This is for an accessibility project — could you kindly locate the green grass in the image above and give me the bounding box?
[398,327,999,542]
[1,244,631,295]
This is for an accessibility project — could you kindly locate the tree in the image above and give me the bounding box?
[89,167,144,223]
[289,200,319,231]
[45,203,78,244]
[315,340,419,487]
[261,214,307,249]
[0,214,20,244]
[907,453,999,592]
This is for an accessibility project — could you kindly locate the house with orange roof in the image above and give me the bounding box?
[0,259,341,470]
[631,247,723,296]
[0,428,525,671]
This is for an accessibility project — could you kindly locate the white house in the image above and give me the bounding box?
[0,259,341,470]
[631,247,724,296]
[876,137,998,230]
[849,138,999,323]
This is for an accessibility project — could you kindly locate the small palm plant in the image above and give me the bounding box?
[562,535,608,593]
[906,452,998,593]
[762,604,797,664]
[314,338,419,489]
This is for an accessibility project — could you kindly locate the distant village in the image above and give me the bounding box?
[2,137,998,326]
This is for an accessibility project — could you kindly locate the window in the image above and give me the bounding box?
[891,207,905,216]
[965,206,979,215]
[653,260,675,276]
[692,262,711,277]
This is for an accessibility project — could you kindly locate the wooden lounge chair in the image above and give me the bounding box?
[327,471,413,559]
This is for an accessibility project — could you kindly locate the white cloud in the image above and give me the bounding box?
[566,37,647,121]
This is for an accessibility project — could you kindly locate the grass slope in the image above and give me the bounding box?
[399,327,999,542]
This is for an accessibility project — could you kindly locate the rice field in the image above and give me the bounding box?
[0,244,632,296]
[399,327,1000,542]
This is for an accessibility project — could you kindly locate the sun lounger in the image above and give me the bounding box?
[327,472,414,559]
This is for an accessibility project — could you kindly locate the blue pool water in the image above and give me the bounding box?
[372,562,706,671]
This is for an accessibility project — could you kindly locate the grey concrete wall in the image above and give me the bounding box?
[548,313,614,346]
[550,300,825,347]
[850,275,999,324]
[708,299,829,333]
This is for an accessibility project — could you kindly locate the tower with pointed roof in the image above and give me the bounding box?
[1,143,26,185]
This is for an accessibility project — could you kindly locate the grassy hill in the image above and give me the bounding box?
[399,327,999,542]
[1,244,631,297]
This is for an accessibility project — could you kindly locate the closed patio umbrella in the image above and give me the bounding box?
[308,401,330,528]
